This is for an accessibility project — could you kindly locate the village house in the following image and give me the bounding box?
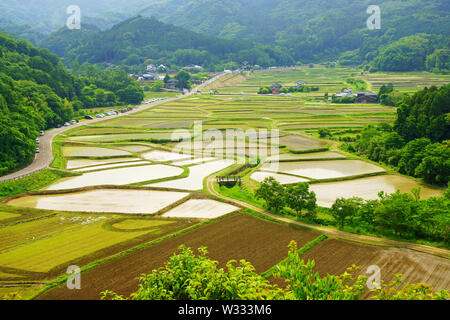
[355,92,379,103]
[165,78,179,90]
[146,64,157,72]
[271,83,283,94]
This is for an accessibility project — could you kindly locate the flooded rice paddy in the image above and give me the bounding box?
[8,189,190,214]
[150,160,235,190]
[162,199,239,219]
[47,165,184,190]
[250,171,310,185]
[260,160,385,180]
[62,146,131,157]
[310,175,444,208]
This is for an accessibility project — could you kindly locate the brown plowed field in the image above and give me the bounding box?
[299,239,450,292]
[36,213,318,300]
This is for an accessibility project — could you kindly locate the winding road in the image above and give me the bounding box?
[0,72,227,183]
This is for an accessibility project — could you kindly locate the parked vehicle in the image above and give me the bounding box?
[36,138,40,144]
[71,120,77,124]
[64,122,70,126]
[56,124,62,128]
[39,130,44,136]
[36,147,40,153]
[85,115,94,120]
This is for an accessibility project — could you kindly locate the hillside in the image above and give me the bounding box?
[0,31,144,175]
[2,0,448,68]
[49,16,294,68]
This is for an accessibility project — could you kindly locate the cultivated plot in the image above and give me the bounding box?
[37,213,318,299]
[62,146,130,158]
[162,199,239,219]
[260,160,385,180]
[7,189,190,214]
[65,158,140,170]
[310,175,444,207]
[46,165,184,190]
[250,171,310,185]
[150,160,235,190]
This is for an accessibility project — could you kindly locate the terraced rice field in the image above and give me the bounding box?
[141,150,191,162]
[36,213,319,299]
[46,165,184,190]
[62,146,131,158]
[310,175,444,207]
[0,214,194,279]
[7,189,190,214]
[65,158,140,170]
[72,160,149,172]
[250,171,310,185]
[162,199,239,219]
[298,239,450,292]
[260,160,385,180]
[150,160,235,190]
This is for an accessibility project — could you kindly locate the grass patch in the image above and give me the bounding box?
[0,169,76,201]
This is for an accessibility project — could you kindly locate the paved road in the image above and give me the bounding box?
[206,175,450,259]
[0,72,227,183]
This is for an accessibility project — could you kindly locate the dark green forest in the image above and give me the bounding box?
[0,32,143,175]
[344,85,450,186]
[2,0,447,71]
[44,16,294,69]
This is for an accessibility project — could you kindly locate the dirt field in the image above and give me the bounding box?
[299,239,450,292]
[36,213,318,300]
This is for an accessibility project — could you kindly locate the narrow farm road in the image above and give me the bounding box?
[0,73,227,183]
[206,175,450,259]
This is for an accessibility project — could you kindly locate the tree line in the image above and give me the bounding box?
[0,31,143,175]
[343,84,449,186]
[255,177,449,245]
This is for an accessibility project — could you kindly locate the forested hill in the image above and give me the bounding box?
[0,31,144,176]
[46,16,295,68]
[39,24,100,57]
[0,31,77,174]
[2,0,449,70]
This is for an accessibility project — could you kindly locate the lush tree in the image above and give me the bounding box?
[255,177,286,214]
[101,245,288,300]
[284,183,317,216]
[330,197,364,229]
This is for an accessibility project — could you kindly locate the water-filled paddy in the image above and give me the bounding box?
[142,150,191,162]
[172,157,217,166]
[47,165,184,190]
[162,199,239,219]
[62,146,130,157]
[8,189,190,214]
[278,135,327,151]
[266,151,345,161]
[261,160,385,180]
[65,158,139,169]
[310,175,444,207]
[250,171,310,185]
[73,160,149,172]
[117,145,151,152]
[151,160,235,190]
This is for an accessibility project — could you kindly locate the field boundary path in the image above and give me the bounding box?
[0,73,227,183]
[206,175,450,259]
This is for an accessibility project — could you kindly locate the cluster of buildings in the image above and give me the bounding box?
[334,89,378,103]
[270,80,307,94]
